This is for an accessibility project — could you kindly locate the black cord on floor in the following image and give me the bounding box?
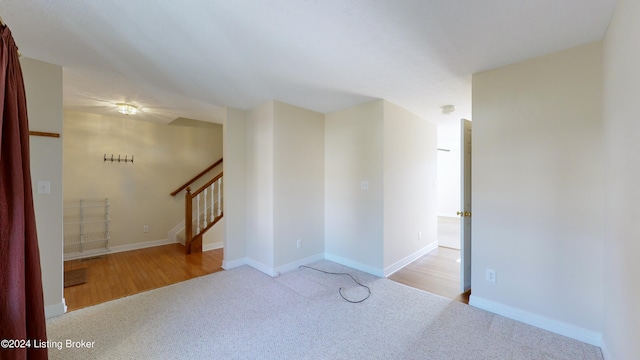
[299,265,371,303]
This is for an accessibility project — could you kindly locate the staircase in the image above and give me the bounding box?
[175,188,223,246]
[170,158,223,254]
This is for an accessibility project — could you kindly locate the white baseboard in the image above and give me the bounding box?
[244,258,276,277]
[324,252,384,277]
[222,254,325,278]
[222,257,247,270]
[274,253,325,275]
[600,342,611,360]
[108,238,176,254]
[469,295,604,348]
[67,238,217,261]
[167,220,185,244]
[203,242,224,252]
[221,257,276,277]
[45,300,66,319]
[63,249,110,261]
[384,241,438,277]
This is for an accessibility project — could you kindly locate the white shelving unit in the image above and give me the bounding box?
[63,198,110,260]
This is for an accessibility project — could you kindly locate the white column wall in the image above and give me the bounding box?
[602,0,640,358]
[382,100,438,274]
[244,102,275,270]
[22,57,65,317]
[325,100,384,275]
[222,107,248,267]
[273,102,325,269]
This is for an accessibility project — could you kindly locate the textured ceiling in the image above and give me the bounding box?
[1,1,616,126]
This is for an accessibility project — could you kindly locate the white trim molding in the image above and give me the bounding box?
[203,242,224,252]
[469,295,604,348]
[45,300,66,319]
[274,253,325,276]
[244,258,276,277]
[223,253,325,277]
[167,221,185,244]
[383,241,438,277]
[222,257,248,270]
[324,253,384,277]
[62,238,175,261]
[108,238,175,255]
[599,342,611,360]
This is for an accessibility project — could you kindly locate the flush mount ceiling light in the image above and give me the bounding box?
[441,104,455,115]
[116,103,138,115]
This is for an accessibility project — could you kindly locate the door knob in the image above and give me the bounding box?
[464,211,472,217]
[456,211,463,216]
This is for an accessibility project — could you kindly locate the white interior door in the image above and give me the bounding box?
[460,119,472,292]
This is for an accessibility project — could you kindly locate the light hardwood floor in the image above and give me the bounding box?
[437,216,461,249]
[389,246,470,304]
[64,238,467,312]
[63,244,223,311]
[388,217,468,304]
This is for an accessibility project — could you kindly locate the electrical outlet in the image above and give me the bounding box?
[296,239,302,249]
[486,269,497,283]
[143,225,149,233]
[37,180,51,194]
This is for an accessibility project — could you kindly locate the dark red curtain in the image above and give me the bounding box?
[0,25,48,359]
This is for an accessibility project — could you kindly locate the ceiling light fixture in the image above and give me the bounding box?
[116,103,138,115]
[441,104,455,115]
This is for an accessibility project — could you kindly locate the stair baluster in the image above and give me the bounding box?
[184,172,223,254]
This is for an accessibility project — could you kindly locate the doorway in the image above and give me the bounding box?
[437,118,471,294]
[430,118,472,298]
[389,119,471,303]
[433,119,466,300]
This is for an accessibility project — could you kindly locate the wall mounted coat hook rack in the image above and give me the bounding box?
[104,154,134,163]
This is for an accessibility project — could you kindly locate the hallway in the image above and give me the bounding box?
[389,216,468,303]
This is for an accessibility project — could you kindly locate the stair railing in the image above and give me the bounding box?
[170,158,223,197]
[184,172,223,254]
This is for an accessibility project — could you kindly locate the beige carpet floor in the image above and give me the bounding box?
[47,261,602,359]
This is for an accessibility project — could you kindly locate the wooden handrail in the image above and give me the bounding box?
[190,171,224,198]
[170,158,223,196]
[29,131,60,138]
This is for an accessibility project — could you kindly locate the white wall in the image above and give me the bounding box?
[222,107,247,267]
[325,100,384,275]
[383,100,438,273]
[471,42,604,344]
[273,102,324,269]
[63,112,222,250]
[437,121,461,217]
[202,219,225,250]
[240,101,326,274]
[22,57,65,317]
[245,102,275,270]
[602,0,640,358]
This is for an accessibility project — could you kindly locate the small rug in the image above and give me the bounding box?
[64,268,87,288]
